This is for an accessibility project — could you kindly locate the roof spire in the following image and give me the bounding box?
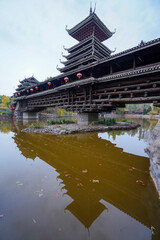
[90,2,92,14]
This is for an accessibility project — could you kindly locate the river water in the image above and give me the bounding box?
[0,119,160,240]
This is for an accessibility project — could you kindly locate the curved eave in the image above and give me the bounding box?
[93,48,109,59]
[64,44,93,60]
[61,49,93,66]
[67,35,93,53]
[62,43,110,65]
[67,35,112,55]
[61,49,108,67]
[59,55,98,73]
[94,39,112,55]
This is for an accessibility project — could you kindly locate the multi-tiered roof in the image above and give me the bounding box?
[58,7,114,74]
[16,77,39,92]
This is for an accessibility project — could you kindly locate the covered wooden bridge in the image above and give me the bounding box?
[14,8,160,124]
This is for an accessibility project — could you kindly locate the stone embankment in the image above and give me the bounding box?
[104,113,160,120]
[145,120,160,198]
[0,115,12,120]
[21,122,140,135]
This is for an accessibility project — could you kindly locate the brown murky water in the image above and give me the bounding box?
[0,119,160,240]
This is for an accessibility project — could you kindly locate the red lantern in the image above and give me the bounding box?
[27,90,29,93]
[64,77,69,83]
[18,93,21,96]
[15,94,18,97]
[77,73,82,79]
[48,82,52,86]
[35,86,39,90]
[30,88,34,92]
[11,104,15,111]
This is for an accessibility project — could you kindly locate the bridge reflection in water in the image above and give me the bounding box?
[11,124,160,239]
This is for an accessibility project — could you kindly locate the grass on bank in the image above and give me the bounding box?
[28,118,135,128]
[29,122,43,128]
[98,118,116,126]
[46,119,75,125]
[119,118,135,124]
[29,119,76,128]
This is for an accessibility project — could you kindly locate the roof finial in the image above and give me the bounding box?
[111,48,116,53]
[63,45,67,50]
[90,2,92,14]
[65,25,69,32]
[112,28,116,34]
[93,2,96,12]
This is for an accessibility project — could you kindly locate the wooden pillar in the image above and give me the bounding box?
[89,85,92,105]
[83,88,87,105]
[71,91,74,107]
[110,63,113,74]
[133,55,136,69]
[68,91,70,105]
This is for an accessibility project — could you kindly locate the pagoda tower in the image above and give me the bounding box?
[58,7,115,76]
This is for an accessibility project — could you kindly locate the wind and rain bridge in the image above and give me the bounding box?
[14,8,160,124]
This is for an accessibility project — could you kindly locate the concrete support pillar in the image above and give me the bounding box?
[14,101,23,119]
[23,112,39,120]
[14,111,23,119]
[77,112,98,125]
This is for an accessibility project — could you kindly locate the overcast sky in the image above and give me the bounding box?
[0,0,160,96]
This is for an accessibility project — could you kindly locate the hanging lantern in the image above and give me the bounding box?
[77,73,82,79]
[11,104,16,111]
[35,86,39,90]
[30,88,34,92]
[47,82,52,86]
[18,93,21,96]
[64,77,69,83]
[26,90,29,93]
[15,94,18,97]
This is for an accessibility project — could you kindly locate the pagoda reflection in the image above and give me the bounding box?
[12,131,160,235]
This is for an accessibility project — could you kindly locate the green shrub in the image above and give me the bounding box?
[1,109,13,115]
[121,119,128,122]
[143,106,152,115]
[46,119,75,125]
[29,122,43,128]
[99,118,116,126]
[121,119,134,124]
[126,120,134,124]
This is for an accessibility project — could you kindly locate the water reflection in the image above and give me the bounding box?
[0,121,15,134]
[12,130,160,238]
[0,119,160,240]
[99,119,158,157]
